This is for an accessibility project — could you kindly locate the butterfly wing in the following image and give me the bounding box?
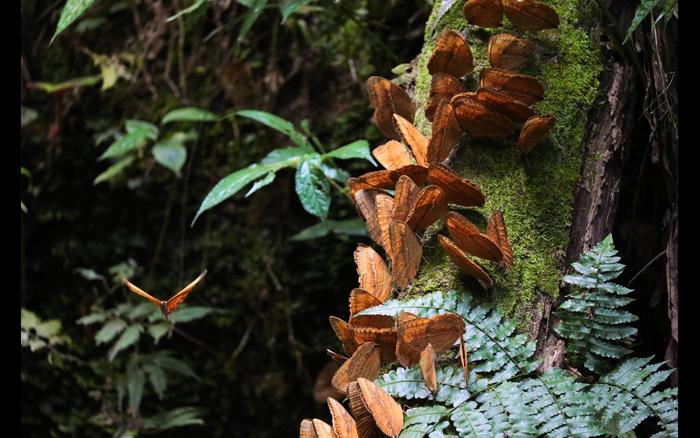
[123,278,162,308]
[165,269,208,315]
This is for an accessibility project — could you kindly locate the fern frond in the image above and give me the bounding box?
[554,234,638,374]
[360,290,540,385]
[400,406,453,438]
[590,357,678,437]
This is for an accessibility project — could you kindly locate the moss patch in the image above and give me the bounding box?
[408,0,602,329]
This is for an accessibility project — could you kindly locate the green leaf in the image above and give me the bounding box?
[127,303,155,320]
[192,155,300,225]
[295,160,330,219]
[166,0,208,22]
[319,164,350,183]
[261,147,311,164]
[245,172,276,197]
[21,309,40,329]
[323,139,376,165]
[153,356,198,379]
[77,312,107,325]
[152,141,187,176]
[51,0,98,43]
[143,407,204,431]
[108,324,143,360]
[280,0,310,22]
[28,75,101,93]
[147,322,170,344]
[161,107,219,124]
[126,361,145,411]
[145,365,168,399]
[21,107,38,127]
[98,120,159,160]
[93,155,135,185]
[231,110,311,150]
[624,0,674,43]
[238,0,268,43]
[74,267,105,282]
[289,222,330,241]
[169,306,214,323]
[95,319,127,345]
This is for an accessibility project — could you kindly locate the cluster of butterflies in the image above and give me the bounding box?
[303,1,561,436]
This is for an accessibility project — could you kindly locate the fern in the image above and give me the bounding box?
[368,289,676,437]
[590,357,678,437]
[554,234,638,374]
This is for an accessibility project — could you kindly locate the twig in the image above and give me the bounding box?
[627,249,667,286]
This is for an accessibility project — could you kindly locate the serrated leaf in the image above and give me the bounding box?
[152,141,187,176]
[169,306,213,323]
[95,319,127,345]
[21,309,40,329]
[126,361,145,412]
[295,160,330,219]
[154,356,198,379]
[147,322,170,344]
[108,324,143,360]
[51,0,98,43]
[232,110,310,150]
[145,365,168,399]
[245,172,276,197]
[94,155,136,185]
[77,312,107,325]
[238,0,268,43]
[142,407,204,431]
[323,139,376,165]
[161,107,219,124]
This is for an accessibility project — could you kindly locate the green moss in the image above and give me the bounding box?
[409,0,602,329]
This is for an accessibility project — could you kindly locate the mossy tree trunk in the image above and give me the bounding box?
[397,0,665,372]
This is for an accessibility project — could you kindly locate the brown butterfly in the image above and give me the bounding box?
[393,114,429,166]
[426,73,465,122]
[313,361,345,403]
[388,220,422,290]
[486,210,513,268]
[354,244,393,303]
[488,33,535,71]
[299,418,335,438]
[366,76,416,140]
[372,140,416,171]
[331,342,381,394]
[428,30,474,78]
[420,343,437,393]
[451,92,517,138]
[427,100,463,163]
[501,0,560,32]
[480,68,544,106]
[395,312,463,367]
[438,234,494,287]
[392,175,420,223]
[446,211,504,263]
[123,269,207,319]
[518,113,556,155]
[405,185,449,232]
[427,163,485,208]
[351,164,429,192]
[474,87,535,124]
[326,398,360,438]
[347,378,404,438]
[463,0,504,28]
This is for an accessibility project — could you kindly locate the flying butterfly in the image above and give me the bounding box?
[123,269,208,319]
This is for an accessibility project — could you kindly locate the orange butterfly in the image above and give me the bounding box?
[123,269,208,319]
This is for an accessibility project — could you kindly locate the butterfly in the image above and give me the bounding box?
[123,269,208,319]
[488,33,535,71]
[463,0,560,32]
[347,378,403,438]
[428,30,474,78]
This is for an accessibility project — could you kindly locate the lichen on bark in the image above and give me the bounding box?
[404,0,602,329]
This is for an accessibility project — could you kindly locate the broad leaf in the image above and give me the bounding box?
[324,139,376,165]
[51,0,98,43]
[95,319,127,345]
[192,151,302,224]
[93,155,135,185]
[108,324,143,360]
[145,364,168,399]
[152,141,187,176]
[295,160,330,219]
[126,361,145,411]
[231,110,311,150]
[169,306,214,323]
[153,356,198,379]
[98,120,158,161]
[245,172,276,197]
[147,322,170,344]
[161,107,219,124]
